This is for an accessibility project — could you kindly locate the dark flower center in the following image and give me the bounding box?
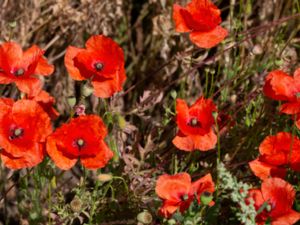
[14,68,25,76]
[180,194,189,201]
[188,118,202,128]
[202,191,211,197]
[75,138,85,150]
[94,62,104,71]
[9,128,24,140]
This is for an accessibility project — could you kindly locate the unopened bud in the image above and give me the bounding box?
[200,191,213,205]
[137,211,152,224]
[67,96,76,108]
[97,174,113,183]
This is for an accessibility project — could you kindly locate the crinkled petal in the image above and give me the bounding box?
[91,66,126,98]
[46,136,77,170]
[249,159,286,180]
[273,210,300,225]
[1,144,45,169]
[190,128,217,151]
[64,46,86,80]
[261,178,295,218]
[155,173,191,201]
[173,4,191,32]
[0,73,14,84]
[263,70,296,101]
[191,173,215,203]
[189,26,228,49]
[280,102,300,114]
[15,77,42,96]
[35,57,54,76]
[80,140,113,169]
[0,42,23,72]
[159,201,180,218]
[172,131,194,151]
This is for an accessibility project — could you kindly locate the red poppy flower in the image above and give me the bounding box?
[28,90,59,120]
[0,98,52,169]
[46,115,113,170]
[64,35,126,98]
[263,68,300,128]
[155,172,215,218]
[172,97,217,151]
[249,132,300,180]
[0,42,54,96]
[173,0,228,48]
[247,177,300,225]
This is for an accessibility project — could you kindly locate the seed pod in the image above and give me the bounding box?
[70,196,82,213]
[137,211,152,224]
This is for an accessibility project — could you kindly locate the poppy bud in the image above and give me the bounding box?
[67,96,76,107]
[97,173,113,183]
[167,219,176,225]
[137,211,152,224]
[70,196,82,213]
[200,191,213,205]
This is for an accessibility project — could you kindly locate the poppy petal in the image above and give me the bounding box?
[12,99,52,142]
[173,132,194,151]
[91,66,126,98]
[176,99,190,134]
[46,136,77,170]
[191,128,217,151]
[173,4,191,32]
[35,57,54,76]
[15,77,42,96]
[249,159,286,180]
[29,90,59,120]
[0,42,23,72]
[15,78,42,95]
[0,144,44,169]
[155,173,191,201]
[261,178,295,218]
[64,46,86,80]
[22,45,44,71]
[263,70,296,101]
[0,75,14,84]
[247,189,264,210]
[259,132,293,155]
[191,173,215,202]
[280,102,300,114]
[189,25,228,49]
[80,140,113,169]
[159,201,179,218]
[273,210,300,225]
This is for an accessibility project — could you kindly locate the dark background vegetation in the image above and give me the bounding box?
[0,0,300,224]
